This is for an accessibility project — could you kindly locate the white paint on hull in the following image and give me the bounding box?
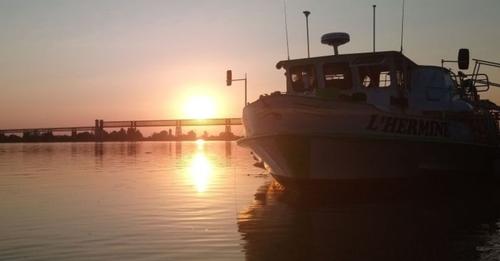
[239,95,497,182]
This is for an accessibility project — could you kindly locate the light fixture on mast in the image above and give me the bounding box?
[226,70,248,106]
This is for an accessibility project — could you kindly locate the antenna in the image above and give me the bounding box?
[321,33,350,55]
[283,0,290,60]
[303,11,311,58]
[372,5,376,52]
[400,0,405,53]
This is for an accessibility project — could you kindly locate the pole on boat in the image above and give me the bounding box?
[244,73,247,106]
[372,5,376,53]
[400,0,405,53]
[283,0,290,60]
[303,11,311,58]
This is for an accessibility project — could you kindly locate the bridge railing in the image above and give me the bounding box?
[102,118,242,128]
[0,126,94,134]
[0,118,242,134]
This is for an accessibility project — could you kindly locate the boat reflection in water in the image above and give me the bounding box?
[238,182,500,261]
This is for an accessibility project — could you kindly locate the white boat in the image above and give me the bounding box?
[238,32,500,189]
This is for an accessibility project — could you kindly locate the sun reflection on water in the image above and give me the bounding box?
[195,138,205,148]
[187,140,213,193]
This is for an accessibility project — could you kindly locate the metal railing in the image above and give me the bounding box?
[0,118,242,134]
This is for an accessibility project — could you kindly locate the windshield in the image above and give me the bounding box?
[289,65,316,93]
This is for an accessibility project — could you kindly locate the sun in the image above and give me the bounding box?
[183,96,217,119]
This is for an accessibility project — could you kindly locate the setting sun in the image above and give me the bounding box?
[183,96,217,119]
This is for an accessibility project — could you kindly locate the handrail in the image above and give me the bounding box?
[476,79,500,88]
[471,59,500,91]
[472,59,500,68]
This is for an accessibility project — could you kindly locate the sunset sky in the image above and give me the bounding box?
[1,0,499,129]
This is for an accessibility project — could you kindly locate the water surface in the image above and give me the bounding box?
[0,141,499,260]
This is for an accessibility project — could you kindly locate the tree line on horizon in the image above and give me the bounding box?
[0,128,241,143]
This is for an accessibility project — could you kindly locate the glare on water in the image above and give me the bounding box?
[187,141,213,193]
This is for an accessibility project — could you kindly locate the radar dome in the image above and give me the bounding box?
[321,32,350,55]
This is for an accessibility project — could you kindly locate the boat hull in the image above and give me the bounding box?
[238,94,499,188]
[240,134,496,182]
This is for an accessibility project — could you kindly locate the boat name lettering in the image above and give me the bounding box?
[366,114,449,137]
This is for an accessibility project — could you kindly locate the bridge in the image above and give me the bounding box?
[0,118,243,140]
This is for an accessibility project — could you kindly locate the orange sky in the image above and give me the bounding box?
[1,0,499,129]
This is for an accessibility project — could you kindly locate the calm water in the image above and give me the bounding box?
[1,141,500,260]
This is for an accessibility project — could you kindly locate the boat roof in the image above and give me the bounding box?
[276,51,418,69]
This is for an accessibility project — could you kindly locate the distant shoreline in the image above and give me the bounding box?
[0,128,242,143]
[0,139,241,143]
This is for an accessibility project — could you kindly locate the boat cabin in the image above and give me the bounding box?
[276,51,472,113]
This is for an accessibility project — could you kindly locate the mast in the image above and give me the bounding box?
[372,5,376,52]
[400,0,405,53]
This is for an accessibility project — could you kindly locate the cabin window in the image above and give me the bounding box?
[323,63,352,90]
[290,65,316,92]
[359,66,392,88]
[396,70,404,88]
[379,71,391,87]
[362,75,371,87]
[394,56,409,89]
